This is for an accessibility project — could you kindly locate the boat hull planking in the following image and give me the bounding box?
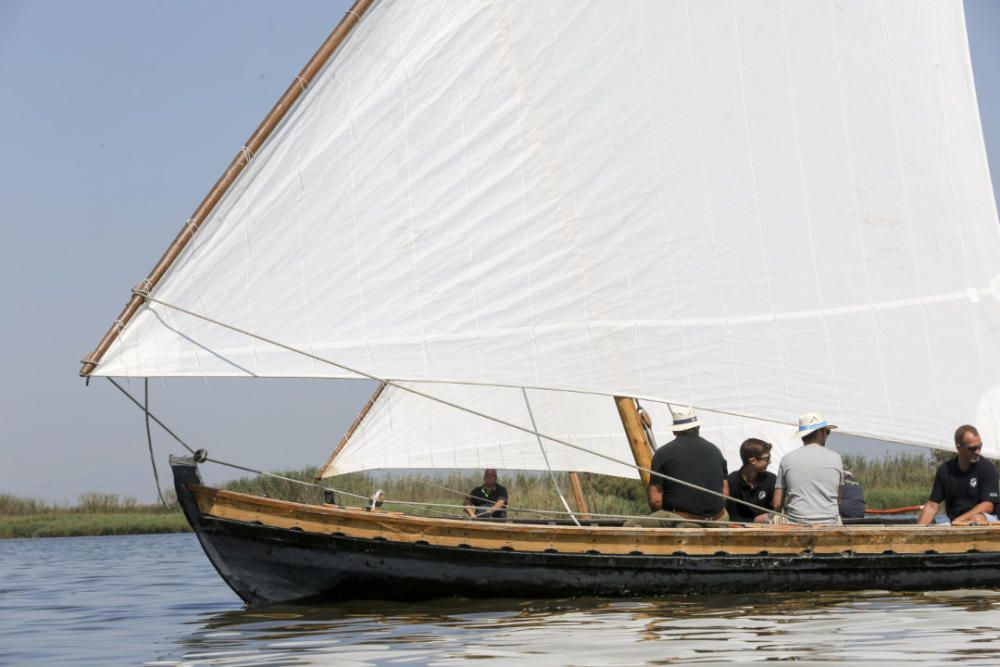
[171,458,1000,605]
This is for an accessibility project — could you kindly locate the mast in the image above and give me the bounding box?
[614,396,653,488]
[568,472,590,519]
[79,0,377,377]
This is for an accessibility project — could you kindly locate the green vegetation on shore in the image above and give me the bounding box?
[0,493,188,539]
[0,453,957,538]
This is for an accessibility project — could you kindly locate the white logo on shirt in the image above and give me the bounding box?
[970,478,978,489]
[758,490,766,500]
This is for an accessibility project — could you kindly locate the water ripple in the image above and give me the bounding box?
[4,534,1000,665]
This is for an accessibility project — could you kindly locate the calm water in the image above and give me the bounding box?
[4,534,1000,665]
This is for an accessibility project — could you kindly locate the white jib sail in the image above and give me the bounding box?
[321,382,802,479]
[94,0,1000,456]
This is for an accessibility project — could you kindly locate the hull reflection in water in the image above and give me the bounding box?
[170,591,1000,666]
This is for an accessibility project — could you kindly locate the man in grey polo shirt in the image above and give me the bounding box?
[772,412,844,525]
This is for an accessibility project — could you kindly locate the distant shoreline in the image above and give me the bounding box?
[0,512,190,539]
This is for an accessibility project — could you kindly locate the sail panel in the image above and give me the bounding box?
[320,382,802,479]
[94,0,1000,448]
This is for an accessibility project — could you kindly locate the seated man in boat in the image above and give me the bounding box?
[838,470,866,520]
[916,424,999,526]
[464,468,508,519]
[725,438,776,524]
[626,406,729,528]
[771,412,843,525]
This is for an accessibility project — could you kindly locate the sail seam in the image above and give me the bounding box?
[877,1,945,438]
[828,1,895,433]
[778,0,844,426]
[683,0,746,414]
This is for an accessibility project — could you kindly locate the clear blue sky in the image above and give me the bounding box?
[1,1,998,503]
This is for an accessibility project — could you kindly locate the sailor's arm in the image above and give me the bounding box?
[950,501,994,526]
[489,498,506,515]
[771,489,784,512]
[647,482,663,512]
[916,500,940,525]
[463,497,477,518]
[919,466,948,525]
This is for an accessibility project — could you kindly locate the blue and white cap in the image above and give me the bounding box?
[796,412,838,439]
[669,405,701,431]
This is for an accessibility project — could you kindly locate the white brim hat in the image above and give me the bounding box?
[796,412,838,439]
[670,405,701,431]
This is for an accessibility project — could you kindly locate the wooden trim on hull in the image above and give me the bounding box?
[188,484,1000,557]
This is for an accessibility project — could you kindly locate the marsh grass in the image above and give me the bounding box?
[0,491,184,538]
[0,512,190,539]
[841,453,944,508]
[224,469,663,519]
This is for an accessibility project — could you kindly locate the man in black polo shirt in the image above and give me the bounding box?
[464,468,508,519]
[628,405,728,527]
[726,438,776,524]
[917,424,999,525]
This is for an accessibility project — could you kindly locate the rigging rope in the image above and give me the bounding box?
[143,379,171,509]
[113,294,800,523]
[108,378,606,520]
[523,387,580,526]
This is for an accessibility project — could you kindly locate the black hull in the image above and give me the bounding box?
[172,458,1000,605]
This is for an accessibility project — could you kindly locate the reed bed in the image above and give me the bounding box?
[0,492,183,538]
[0,513,190,539]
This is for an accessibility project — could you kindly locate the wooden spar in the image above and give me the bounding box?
[79,0,377,377]
[316,382,386,480]
[614,396,653,488]
[568,472,590,519]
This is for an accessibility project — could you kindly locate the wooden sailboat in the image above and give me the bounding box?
[83,0,1000,605]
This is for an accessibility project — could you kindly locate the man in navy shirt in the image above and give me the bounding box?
[626,405,729,527]
[917,424,999,525]
[464,468,508,519]
[726,438,776,523]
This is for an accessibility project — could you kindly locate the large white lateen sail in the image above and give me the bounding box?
[92,0,1000,456]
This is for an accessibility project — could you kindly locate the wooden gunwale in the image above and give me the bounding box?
[79,0,377,376]
[189,484,1000,557]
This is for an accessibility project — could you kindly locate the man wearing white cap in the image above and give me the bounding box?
[772,412,844,525]
[627,405,729,527]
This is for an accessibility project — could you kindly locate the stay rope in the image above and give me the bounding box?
[523,387,580,526]
[109,379,634,521]
[108,294,800,524]
[143,379,171,509]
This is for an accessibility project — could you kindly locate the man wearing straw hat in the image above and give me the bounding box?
[772,412,844,525]
[626,405,729,528]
